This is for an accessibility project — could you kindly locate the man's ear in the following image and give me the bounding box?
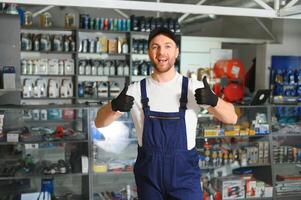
[176,47,179,58]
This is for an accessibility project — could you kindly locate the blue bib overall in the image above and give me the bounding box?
[134,77,202,200]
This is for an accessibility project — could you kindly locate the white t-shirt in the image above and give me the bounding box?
[127,72,206,150]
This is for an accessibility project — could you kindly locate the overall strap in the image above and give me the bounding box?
[140,78,150,110]
[179,76,188,111]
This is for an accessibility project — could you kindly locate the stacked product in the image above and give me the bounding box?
[21,59,74,75]
[273,145,301,163]
[78,81,120,98]
[21,33,75,52]
[22,78,73,98]
[201,112,270,137]
[199,140,269,168]
[276,176,301,196]
[78,60,129,76]
[211,175,273,199]
[78,37,128,54]
[130,15,180,33]
[79,14,130,31]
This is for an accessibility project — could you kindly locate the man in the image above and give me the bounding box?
[95,27,237,200]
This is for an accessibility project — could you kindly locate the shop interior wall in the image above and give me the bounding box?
[0,14,21,105]
[222,43,256,73]
[256,19,301,90]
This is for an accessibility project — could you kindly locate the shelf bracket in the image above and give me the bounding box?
[32,5,55,17]
[113,9,129,19]
[253,0,274,10]
[178,0,207,23]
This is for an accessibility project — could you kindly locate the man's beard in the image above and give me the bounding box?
[152,62,174,73]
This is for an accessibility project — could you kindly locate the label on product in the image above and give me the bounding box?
[25,144,39,149]
[231,65,240,78]
[7,133,19,142]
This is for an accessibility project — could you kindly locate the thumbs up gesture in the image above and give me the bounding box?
[111,83,135,112]
[195,76,218,107]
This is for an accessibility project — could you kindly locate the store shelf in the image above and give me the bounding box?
[78,28,129,34]
[76,97,112,100]
[77,75,129,78]
[24,118,81,123]
[21,97,75,100]
[0,139,88,145]
[93,171,134,177]
[21,74,75,77]
[196,134,270,139]
[200,163,271,170]
[0,172,87,180]
[21,50,76,54]
[275,193,301,199]
[273,162,301,165]
[131,54,149,60]
[272,133,301,137]
[0,89,21,97]
[77,52,129,59]
[21,26,76,32]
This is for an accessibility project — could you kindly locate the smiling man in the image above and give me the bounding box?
[95,27,237,200]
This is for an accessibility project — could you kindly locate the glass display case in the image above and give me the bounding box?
[0,105,90,199]
[197,105,273,200]
[271,105,301,200]
[89,107,138,200]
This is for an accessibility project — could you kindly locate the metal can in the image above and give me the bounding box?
[113,18,118,31]
[80,14,89,29]
[122,19,126,31]
[127,19,131,31]
[94,18,100,30]
[89,17,95,30]
[99,18,103,30]
[103,18,108,30]
[109,18,113,30]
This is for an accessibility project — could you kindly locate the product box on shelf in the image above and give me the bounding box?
[264,185,273,197]
[202,125,221,137]
[217,177,245,199]
[108,39,117,53]
[224,125,240,136]
[2,66,16,89]
[246,179,265,198]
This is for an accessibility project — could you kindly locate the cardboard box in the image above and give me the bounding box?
[108,39,117,53]
[264,185,273,197]
[98,36,107,53]
[219,178,245,199]
[2,66,16,89]
[246,179,257,198]
[255,181,265,198]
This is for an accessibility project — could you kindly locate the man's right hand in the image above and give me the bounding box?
[111,83,134,112]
